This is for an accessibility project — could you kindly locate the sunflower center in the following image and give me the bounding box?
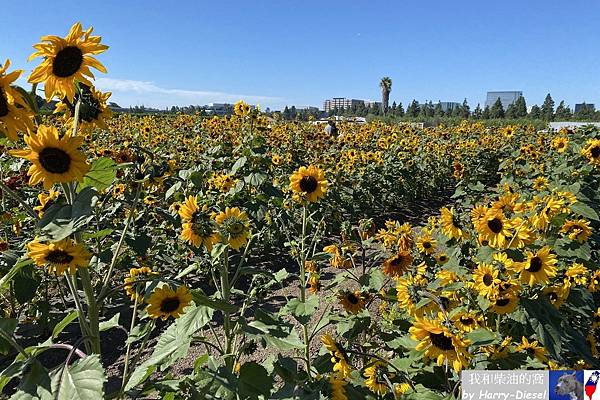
[39,147,72,174]
[0,88,9,117]
[495,298,511,307]
[45,250,74,264]
[438,256,448,262]
[429,332,454,351]
[228,222,244,235]
[299,176,318,193]
[52,46,84,78]
[347,293,359,304]
[160,297,181,313]
[460,316,475,325]
[591,146,600,159]
[391,255,403,266]
[483,273,494,286]
[548,292,558,301]
[423,242,432,249]
[527,256,543,273]
[487,218,503,234]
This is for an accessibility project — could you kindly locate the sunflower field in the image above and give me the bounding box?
[0,23,599,400]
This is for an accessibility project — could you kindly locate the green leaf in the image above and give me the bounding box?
[245,172,268,187]
[570,201,599,221]
[192,290,238,313]
[80,157,117,191]
[230,156,247,174]
[0,318,18,355]
[52,311,78,339]
[99,313,121,332]
[51,354,105,400]
[466,329,498,346]
[238,362,273,399]
[10,359,52,400]
[38,187,96,241]
[521,298,563,361]
[0,258,34,290]
[82,228,113,241]
[282,296,319,324]
[13,265,40,304]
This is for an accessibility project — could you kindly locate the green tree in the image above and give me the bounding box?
[541,93,555,120]
[505,103,517,119]
[434,102,444,117]
[473,103,483,119]
[529,104,542,119]
[460,98,470,118]
[490,98,505,118]
[380,77,392,115]
[406,100,420,118]
[482,105,491,119]
[555,100,572,120]
[514,96,527,118]
[396,102,405,117]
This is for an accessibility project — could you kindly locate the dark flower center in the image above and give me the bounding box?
[487,218,503,234]
[52,46,84,78]
[526,256,543,273]
[39,147,72,174]
[46,250,74,264]
[438,256,448,262]
[391,255,403,266]
[483,273,494,286]
[591,146,600,159]
[423,241,432,248]
[160,297,181,313]
[0,88,9,117]
[495,298,511,307]
[347,293,359,304]
[429,332,454,351]
[548,292,558,301]
[460,316,475,325]
[299,175,318,193]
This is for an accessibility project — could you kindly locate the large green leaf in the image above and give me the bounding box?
[570,201,599,221]
[521,298,563,361]
[13,265,40,305]
[52,311,79,339]
[10,360,52,400]
[51,355,105,400]
[238,362,274,399]
[0,318,18,355]
[80,157,117,191]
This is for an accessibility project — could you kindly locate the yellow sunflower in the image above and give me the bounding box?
[451,312,483,333]
[416,233,437,255]
[33,189,60,217]
[551,136,569,153]
[439,207,468,241]
[513,246,557,286]
[560,219,592,243]
[329,374,348,400]
[289,165,327,203]
[472,263,500,298]
[515,336,548,363]
[382,250,412,278]
[321,334,352,378]
[0,59,34,141]
[28,22,108,102]
[475,209,512,249]
[54,84,112,133]
[10,125,89,190]
[214,207,250,251]
[543,284,570,309]
[435,253,449,265]
[490,294,519,314]
[338,290,366,314]
[147,285,193,320]
[582,138,600,166]
[27,238,90,275]
[124,266,158,303]
[409,317,471,373]
[363,361,392,396]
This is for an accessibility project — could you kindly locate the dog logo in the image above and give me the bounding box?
[552,371,584,400]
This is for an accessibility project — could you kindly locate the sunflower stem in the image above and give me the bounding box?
[220,247,234,370]
[64,273,93,354]
[119,297,139,398]
[78,267,101,354]
[298,205,313,380]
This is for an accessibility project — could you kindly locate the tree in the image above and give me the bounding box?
[473,103,483,119]
[434,102,444,117]
[490,98,505,118]
[396,102,405,117]
[460,98,470,119]
[529,104,542,119]
[514,96,527,118]
[482,105,491,119]
[505,103,516,119]
[406,100,420,118]
[541,93,555,120]
[379,77,392,115]
[555,100,572,120]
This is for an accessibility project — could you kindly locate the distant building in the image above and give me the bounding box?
[293,106,320,113]
[574,103,595,113]
[485,91,523,109]
[204,103,233,115]
[323,98,382,113]
[438,102,461,112]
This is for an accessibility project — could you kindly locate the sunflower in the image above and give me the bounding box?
[565,263,588,286]
[147,285,193,320]
[329,374,348,400]
[33,189,60,217]
[289,165,327,203]
[436,269,459,285]
[589,271,600,293]
[560,219,592,243]
[54,84,112,133]
[416,233,437,255]
[532,176,549,191]
[214,207,250,251]
[321,334,352,378]
[513,246,557,286]
[451,311,483,333]
[124,266,158,303]
[0,59,34,141]
[233,100,251,117]
[543,284,570,309]
[551,136,569,153]
[490,294,519,314]
[363,361,392,396]
[435,253,449,265]
[382,250,412,278]
[515,337,548,363]
[439,207,468,241]
[582,138,600,166]
[472,263,500,298]
[338,290,366,314]
[396,273,428,316]
[409,317,471,373]
[475,209,512,249]
[10,125,89,190]
[28,22,108,102]
[27,238,90,275]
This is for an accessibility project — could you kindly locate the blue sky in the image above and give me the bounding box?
[2,0,599,110]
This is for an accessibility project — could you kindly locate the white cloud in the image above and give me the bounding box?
[94,77,286,109]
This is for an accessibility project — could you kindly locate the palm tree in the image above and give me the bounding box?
[379,77,392,115]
